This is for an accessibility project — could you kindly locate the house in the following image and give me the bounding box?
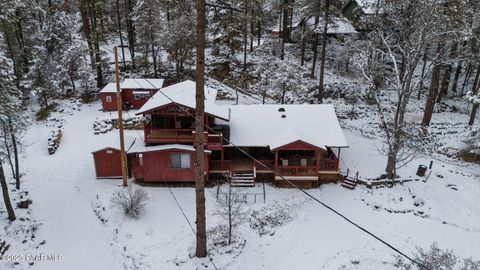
[342,0,383,28]
[98,78,165,111]
[92,136,136,179]
[93,80,348,188]
[295,16,358,37]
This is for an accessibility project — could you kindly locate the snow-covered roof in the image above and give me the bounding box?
[356,0,382,14]
[121,78,164,89]
[128,140,211,154]
[136,80,230,121]
[99,83,118,94]
[301,16,357,34]
[92,135,136,153]
[217,104,348,150]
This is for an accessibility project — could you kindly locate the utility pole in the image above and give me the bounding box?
[195,0,208,258]
[114,46,128,187]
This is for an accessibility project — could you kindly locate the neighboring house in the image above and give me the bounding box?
[342,0,383,28]
[98,78,165,111]
[92,80,349,188]
[295,16,358,37]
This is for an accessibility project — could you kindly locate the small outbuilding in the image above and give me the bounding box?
[98,83,118,112]
[98,79,165,112]
[92,136,136,179]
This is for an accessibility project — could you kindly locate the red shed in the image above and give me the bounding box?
[98,83,118,112]
[98,79,165,111]
[128,143,210,183]
[92,136,136,179]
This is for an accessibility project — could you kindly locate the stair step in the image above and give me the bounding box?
[233,174,254,177]
[341,182,356,190]
[231,179,254,183]
[231,182,255,187]
[343,179,357,186]
[231,177,254,180]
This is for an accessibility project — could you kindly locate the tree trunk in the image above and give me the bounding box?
[300,21,306,66]
[125,0,136,68]
[461,63,472,95]
[310,16,319,79]
[451,62,462,93]
[282,0,289,43]
[470,64,480,95]
[0,162,16,221]
[1,123,15,181]
[421,65,441,127]
[417,50,428,100]
[318,0,331,103]
[257,20,261,46]
[469,74,479,126]
[250,9,254,52]
[243,0,248,72]
[79,0,95,69]
[195,0,207,258]
[469,104,479,126]
[116,0,126,69]
[8,118,20,190]
[152,43,158,77]
[435,65,452,103]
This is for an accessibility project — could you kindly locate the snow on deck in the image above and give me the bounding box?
[137,80,230,120]
[218,104,348,149]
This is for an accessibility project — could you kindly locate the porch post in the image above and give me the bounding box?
[221,149,224,169]
[316,150,320,171]
[274,150,278,174]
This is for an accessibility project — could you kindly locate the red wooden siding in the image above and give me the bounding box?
[93,148,122,178]
[122,89,158,109]
[131,150,209,183]
[99,93,118,111]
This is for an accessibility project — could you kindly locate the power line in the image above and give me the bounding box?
[121,94,219,270]
[135,77,431,270]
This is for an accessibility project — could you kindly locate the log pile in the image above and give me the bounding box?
[93,116,143,135]
[48,129,62,155]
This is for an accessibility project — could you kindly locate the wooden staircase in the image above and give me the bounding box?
[230,168,256,187]
[341,171,359,190]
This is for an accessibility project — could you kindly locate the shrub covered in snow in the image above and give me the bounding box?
[249,202,294,236]
[394,243,480,270]
[111,186,149,218]
[464,128,480,156]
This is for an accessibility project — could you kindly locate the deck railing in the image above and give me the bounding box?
[145,128,194,143]
[144,128,223,148]
[319,160,339,171]
[277,166,318,176]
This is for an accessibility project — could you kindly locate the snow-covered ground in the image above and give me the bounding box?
[1,89,480,270]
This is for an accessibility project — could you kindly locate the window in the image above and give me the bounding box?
[138,153,144,166]
[106,149,113,154]
[170,153,191,169]
[134,93,151,101]
[106,96,112,103]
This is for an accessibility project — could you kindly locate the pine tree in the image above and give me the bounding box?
[133,0,164,76]
[0,50,22,222]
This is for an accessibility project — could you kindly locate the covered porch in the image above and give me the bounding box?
[273,140,340,180]
[143,106,224,149]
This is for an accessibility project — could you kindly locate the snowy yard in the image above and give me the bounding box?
[1,97,479,270]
